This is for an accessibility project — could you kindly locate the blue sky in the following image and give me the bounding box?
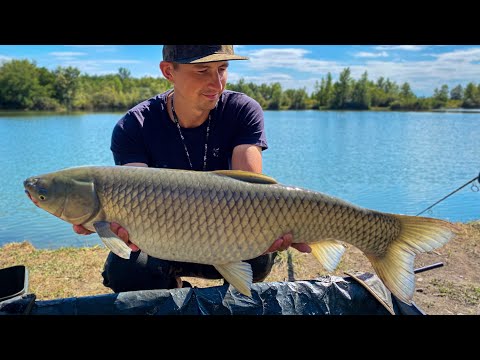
[0,45,479,97]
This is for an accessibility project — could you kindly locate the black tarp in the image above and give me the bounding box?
[0,272,424,315]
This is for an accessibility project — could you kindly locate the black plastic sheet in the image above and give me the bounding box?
[0,273,424,315]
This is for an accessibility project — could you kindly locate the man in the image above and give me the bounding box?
[74,45,311,292]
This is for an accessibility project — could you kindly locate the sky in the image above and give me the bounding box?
[0,45,479,97]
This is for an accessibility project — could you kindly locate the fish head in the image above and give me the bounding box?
[24,170,99,225]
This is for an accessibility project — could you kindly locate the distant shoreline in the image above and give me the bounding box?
[430,108,480,113]
[1,107,480,116]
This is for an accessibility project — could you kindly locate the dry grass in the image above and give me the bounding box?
[1,221,479,314]
[0,242,111,299]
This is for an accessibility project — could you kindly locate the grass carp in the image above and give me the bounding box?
[23,165,460,303]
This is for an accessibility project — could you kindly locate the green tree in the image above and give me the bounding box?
[351,71,371,109]
[400,82,415,99]
[118,67,131,80]
[432,84,449,108]
[463,82,479,108]
[312,79,323,109]
[331,68,352,109]
[450,84,463,100]
[284,88,308,109]
[324,73,333,107]
[0,59,45,109]
[268,82,283,110]
[54,66,81,110]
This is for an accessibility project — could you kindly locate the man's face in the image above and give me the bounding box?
[171,61,229,111]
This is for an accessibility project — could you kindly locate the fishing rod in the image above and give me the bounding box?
[414,262,444,274]
[416,172,480,216]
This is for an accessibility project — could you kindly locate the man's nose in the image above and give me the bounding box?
[208,71,223,90]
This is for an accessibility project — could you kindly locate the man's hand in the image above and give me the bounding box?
[73,223,140,252]
[263,233,311,254]
[73,224,95,235]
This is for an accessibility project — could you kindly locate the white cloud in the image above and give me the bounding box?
[49,60,105,74]
[49,52,87,57]
[49,52,87,61]
[102,60,142,64]
[375,45,428,51]
[434,47,480,63]
[46,58,143,74]
[354,51,388,58]
[246,48,343,74]
[230,71,293,83]
[0,55,12,63]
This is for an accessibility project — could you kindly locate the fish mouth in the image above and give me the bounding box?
[24,178,39,207]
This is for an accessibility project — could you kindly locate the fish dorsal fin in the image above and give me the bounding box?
[310,240,346,272]
[211,170,278,184]
[214,261,253,297]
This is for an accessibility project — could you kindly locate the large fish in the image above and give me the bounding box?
[24,165,459,303]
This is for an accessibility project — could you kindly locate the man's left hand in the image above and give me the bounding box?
[263,233,311,254]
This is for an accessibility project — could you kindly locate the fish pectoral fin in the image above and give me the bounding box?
[310,240,346,272]
[214,261,253,297]
[93,221,131,260]
[211,170,278,184]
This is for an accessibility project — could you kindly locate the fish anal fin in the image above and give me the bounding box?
[211,170,278,184]
[93,221,132,260]
[310,240,346,272]
[214,261,253,297]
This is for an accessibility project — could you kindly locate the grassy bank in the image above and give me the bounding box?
[1,221,479,314]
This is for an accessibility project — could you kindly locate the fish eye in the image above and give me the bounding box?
[39,195,46,201]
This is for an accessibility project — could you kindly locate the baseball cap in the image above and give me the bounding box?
[162,45,249,64]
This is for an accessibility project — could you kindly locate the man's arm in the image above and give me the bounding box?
[231,144,262,173]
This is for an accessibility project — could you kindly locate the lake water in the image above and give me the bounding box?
[1,110,479,249]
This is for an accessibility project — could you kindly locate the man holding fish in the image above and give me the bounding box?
[72,45,311,292]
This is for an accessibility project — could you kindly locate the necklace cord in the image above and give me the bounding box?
[170,95,211,171]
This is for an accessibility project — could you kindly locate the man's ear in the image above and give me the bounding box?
[160,61,173,81]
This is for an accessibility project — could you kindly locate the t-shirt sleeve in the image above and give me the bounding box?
[232,97,268,151]
[110,113,149,165]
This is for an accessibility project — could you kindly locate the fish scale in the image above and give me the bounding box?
[24,165,459,303]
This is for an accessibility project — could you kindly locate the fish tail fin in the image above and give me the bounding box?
[367,214,460,304]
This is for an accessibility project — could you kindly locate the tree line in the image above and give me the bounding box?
[1,59,479,112]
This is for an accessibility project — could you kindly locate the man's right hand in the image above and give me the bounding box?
[73,224,95,235]
[73,223,140,251]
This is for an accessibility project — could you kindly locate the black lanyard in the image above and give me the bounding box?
[171,95,212,171]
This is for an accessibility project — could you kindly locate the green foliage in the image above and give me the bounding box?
[432,84,449,108]
[350,71,370,110]
[0,59,46,109]
[0,58,478,112]
[54,66,80,110]
[450,84,463,100]
[331,68,352,109]
[462,82,480,108]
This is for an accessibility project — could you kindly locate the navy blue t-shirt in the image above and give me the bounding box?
[111,90,267,171]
